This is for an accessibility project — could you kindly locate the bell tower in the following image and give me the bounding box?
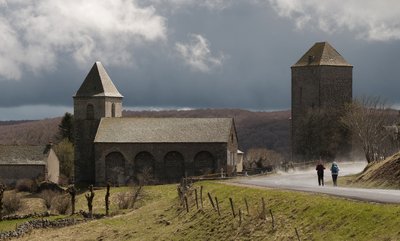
[73,61,123,183]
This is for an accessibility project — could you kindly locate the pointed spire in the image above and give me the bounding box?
[292,42,352,67]
[75,62,123,97]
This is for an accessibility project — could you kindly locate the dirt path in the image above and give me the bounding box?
[231,161,400,204]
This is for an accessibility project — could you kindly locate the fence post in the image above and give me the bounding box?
[200,186,203,209]
[229,197,236,217]
[269,209,275,228]
[215,197,221,216]
[184,195,189,213]
[194,188,199,210]
[244,198,249,215]
[207,192,216,211]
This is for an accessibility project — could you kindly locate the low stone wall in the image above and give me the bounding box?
[0,218,85,240]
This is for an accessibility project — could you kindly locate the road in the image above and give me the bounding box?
[232,161,400,204]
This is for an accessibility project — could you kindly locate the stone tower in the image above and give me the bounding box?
[291,42,352,161]
[73,62,123,183]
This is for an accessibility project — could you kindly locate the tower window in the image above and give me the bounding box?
[111,103,116,117]
[87,104,94,120]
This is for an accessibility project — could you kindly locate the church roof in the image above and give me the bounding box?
[94,118,234,143]
[0,145,47,165]
[74,62,123,98]
[292,42,352,67]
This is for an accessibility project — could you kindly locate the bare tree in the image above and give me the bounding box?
[341,96,398,163]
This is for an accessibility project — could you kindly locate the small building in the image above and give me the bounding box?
[236,150,244,173]
[0,145,60,185]
[73,62,239,185]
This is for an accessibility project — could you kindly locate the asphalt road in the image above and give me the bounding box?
[233,161,400,204]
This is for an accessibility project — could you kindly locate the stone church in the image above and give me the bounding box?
[73,62,239,185]
[291,42,353,161]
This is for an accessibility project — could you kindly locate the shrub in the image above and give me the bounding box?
[116,185,143,210]
[117,192,132,210]
[39,190,59,209]
[15,179,35,192]
[3,191,21,214]
[51,194,70,214]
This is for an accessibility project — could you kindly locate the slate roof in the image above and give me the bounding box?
[74,61,123,98]
[94,118,234,143]
[292,42,352,67]
[0,145,47,165]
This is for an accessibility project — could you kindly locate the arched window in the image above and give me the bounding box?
[111,103,116,117]
[105,152,125,185]
[164,151,184,182]
[194,151,215,176]
[134,152,155,183]
[87,104,94,120]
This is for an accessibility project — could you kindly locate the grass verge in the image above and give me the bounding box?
[9,181,400,241]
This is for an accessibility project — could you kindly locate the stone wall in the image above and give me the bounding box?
[291,65,352,161]
[94,142,237,185]
[0,165,45,185]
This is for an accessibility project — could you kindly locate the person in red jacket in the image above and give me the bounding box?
[316,160,326,186]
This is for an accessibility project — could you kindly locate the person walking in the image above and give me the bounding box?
[330,162,340,186]
[316,160,325,186]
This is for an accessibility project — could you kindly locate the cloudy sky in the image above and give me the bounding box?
[1,0,400,120]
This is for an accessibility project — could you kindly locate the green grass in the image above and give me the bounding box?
[9,182,400,241]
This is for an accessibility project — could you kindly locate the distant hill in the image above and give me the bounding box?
[0,109,290,155]
[0,117,61,145]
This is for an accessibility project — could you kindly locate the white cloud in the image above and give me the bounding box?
[0,0,166,80]
[268,0,400,41]
[175,34,224,73]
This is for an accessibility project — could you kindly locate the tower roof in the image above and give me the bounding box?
[74,61,123,98]
[292,42,352,67]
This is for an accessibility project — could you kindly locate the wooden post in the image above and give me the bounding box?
[85,185,95,218]
[184,195,189,213]
[0,184,5,220]
[214,197,221,216]
[200,186,203,209]
[207,192,216,211]
[269,209,275,228]
[239,208,242,226]
[261,197,266,220]
[195,188,199,210]
[244,198,249,215]
[229,197,236,217]
[105,182,110,216]
[295,228,301,241]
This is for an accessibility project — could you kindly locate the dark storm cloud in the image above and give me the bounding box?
[1,0,400,120]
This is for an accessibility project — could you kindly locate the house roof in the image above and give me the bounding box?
[0,145,47,165]
[74,61,123,98]
[94,118,234,143]
[292,42,352,67]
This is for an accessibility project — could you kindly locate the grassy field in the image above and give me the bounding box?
[1,181,396,241]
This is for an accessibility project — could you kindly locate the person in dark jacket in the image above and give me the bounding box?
[330,162,340,186]
[316,160,326,186]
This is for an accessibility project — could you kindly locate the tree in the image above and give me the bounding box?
[54,139,74,178]
[341,96,398,163]
[58,112,74,142]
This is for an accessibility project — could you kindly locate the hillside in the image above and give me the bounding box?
[0,118,61,145]
[350,152,400,189]
[0,109,290,154]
